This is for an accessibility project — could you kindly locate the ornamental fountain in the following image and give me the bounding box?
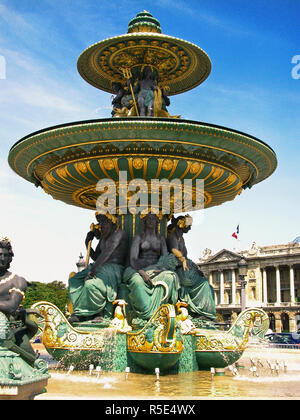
[7,11,277,375]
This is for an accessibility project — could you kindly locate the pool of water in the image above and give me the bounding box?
[35,346,300,400]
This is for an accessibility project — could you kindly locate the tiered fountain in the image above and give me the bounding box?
[8,11,277,374]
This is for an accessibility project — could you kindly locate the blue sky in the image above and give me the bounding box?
[0,0,299,283]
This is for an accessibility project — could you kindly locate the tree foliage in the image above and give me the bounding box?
[23,281,69,313]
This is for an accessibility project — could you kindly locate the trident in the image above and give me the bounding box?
[121,67,139,116]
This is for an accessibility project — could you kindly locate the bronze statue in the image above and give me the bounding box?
[133,66,158,116]
[111,82,126,117]
[68,213,128,323]
[123,213,179,322]
[0,237,41,366]
[167,215,217,321]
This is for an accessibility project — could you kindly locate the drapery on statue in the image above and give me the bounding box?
[68,213,128,323]
[0,237,41,366]
[123,213,179,323]
[167,215,217,321]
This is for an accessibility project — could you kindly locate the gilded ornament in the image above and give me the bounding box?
[45,172,54,184]
[190,162,202,174]
[102,158,115,170]
[56,167,68,178]
[75,162,88,173]
[32,301,106,351]
[227,174,237,184]
[127,304,183,354]
[132,157,144,170]
[162,158,174,171]
[211,167,224,178]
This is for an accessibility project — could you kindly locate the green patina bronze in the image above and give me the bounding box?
[8,118,276,212]
[7,11,276,373]
[31,301,269,373]
[0,311,50,399]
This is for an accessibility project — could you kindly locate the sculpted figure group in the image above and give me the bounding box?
[0,212,216,345]
[111,66,175,118]
[68,212,216,326]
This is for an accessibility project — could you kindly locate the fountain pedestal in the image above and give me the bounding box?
[0,313,50,400]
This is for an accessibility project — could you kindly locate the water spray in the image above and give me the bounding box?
[155,367,160,382]
[89,364,94,375]
[228,365,238,376]
[249,358,259,377]
[275,361,280,375]
[67,364,74,375]
[210,367,215,380]
[233,366,239,376]
[125,366,130,380]
[96,366,101,379]
[257,358,264,368]
[250,365,259,377]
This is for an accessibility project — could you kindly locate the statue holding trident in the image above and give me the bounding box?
[121,67,139,116]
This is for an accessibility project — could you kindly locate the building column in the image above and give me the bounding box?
[289,315,296,332]
[275,313,282,333]
[209,271,213,286]
[275,266,281,304]
[262,268,268,304]
[220,270,224,304]
[290,265,295,304]
[231,269,236,305]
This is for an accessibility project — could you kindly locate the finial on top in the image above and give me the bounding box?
[127,11,162,33]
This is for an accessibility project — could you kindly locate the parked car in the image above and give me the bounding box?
[264,332,300,347]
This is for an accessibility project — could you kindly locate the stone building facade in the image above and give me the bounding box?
[198,241,300,333]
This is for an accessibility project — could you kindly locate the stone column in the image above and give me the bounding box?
[262,268,268,304]
[220,270,224,304]
[275,266,281,305]
[231,269,236,305]
[289,316,296,332]
[275,313,282,333]
[290,265,295,304]
[209,271,213,286]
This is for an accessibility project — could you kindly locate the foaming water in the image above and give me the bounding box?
[50,371,119,385]
[40,368,300,400]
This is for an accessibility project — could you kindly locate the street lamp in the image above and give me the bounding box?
[76,252,85,272]
[238,258,248,312]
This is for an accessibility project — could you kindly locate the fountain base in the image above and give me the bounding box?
[0,348,50,400]
[32,302,269,374]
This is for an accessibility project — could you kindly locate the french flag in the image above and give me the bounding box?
[232,225,239,239]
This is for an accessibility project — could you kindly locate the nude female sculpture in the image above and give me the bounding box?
[123,213,179,322]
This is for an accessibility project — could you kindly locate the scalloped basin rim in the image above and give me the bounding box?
[9,117,276,155]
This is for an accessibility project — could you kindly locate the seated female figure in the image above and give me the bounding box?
[123,213,179,322]
[68,214,128,323]
[167,215,216,321]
